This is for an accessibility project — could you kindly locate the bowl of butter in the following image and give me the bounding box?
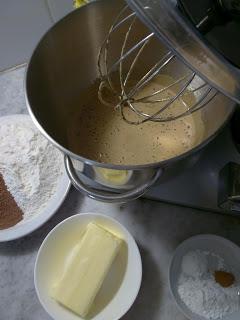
[34,213,142,320]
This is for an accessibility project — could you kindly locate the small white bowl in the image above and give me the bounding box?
[169,234,240,320]
[34,213,142,320]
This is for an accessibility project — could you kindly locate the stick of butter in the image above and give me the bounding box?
[52,222,122,317]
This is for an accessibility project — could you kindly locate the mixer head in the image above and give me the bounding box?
[97,6,218,124]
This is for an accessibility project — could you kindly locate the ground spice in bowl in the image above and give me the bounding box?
[178,249,240,319]
[214,270,235,288]
[0,173,23,229]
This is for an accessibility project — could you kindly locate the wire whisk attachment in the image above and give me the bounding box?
[98,6,218,124]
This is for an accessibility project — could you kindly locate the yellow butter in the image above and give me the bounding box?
[52,222,122,317]
[95,168,130,185]
[73,0,88,8]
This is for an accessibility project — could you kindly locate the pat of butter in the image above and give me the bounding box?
[52,222,122,317]
[95,168,130,186]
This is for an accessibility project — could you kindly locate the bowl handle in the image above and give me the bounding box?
[64,155,162,203]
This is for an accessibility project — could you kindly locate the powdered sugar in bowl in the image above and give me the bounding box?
[0,115,71,241]
[169,235,240,320]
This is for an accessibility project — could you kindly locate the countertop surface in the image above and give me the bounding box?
[1,67,240,320]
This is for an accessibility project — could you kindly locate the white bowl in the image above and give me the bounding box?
[169,234,240,320]
[34,213,142,320]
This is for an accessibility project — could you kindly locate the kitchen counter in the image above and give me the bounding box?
[1,66,240,320]
[2,193,240,320]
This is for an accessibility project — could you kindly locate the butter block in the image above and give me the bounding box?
[52,222,122,317]
[96,168,130,186]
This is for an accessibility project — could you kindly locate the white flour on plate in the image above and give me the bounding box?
[0,116,64,222]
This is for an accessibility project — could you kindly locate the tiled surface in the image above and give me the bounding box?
[47,0,74,22]
[0,0,53,71]
[1,187,240,319]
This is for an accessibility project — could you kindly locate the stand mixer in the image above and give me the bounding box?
[26,0,240,205]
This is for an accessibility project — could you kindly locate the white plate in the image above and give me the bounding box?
[169,234,240,320]
[34,213,142,320]
[0,114,71,241]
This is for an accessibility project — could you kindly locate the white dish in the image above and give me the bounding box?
[34,213,142,320]
[0,114,71,241]
[169,234,240,320]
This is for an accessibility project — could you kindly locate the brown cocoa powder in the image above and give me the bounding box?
[0,173,23,229]
[214,270,235,288]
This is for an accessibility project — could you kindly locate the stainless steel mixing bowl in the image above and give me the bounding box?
[25,0,235,202]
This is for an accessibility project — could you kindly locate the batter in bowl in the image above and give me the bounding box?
[68,75,205,165]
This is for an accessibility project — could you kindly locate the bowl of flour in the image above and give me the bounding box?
[169,235,240,320]
[0,115,71,241]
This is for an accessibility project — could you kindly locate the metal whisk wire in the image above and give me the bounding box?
[97,5,217,124]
